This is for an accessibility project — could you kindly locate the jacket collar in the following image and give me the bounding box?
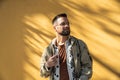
[51,36,76,47]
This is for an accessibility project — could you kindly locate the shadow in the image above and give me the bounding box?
[23,23,55,57]
[90,53,120,78]
[0,75,3,80]
[24,70,36,80]
[0,0,4,7]
[116,0,120,3]
[25,56,39,71]
[95,20,120,37]
[0,0,119,80]
[25,24,54,43]
[24,42,42,56]
[54,1,120,79]
[22,0,120,79]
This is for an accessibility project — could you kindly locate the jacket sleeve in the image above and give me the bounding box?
[79,40,93,80]
[40,47,52,77]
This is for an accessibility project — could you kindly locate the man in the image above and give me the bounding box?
[40,13,92,80]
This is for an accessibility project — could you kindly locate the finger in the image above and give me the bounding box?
[52,54,58,59]
[52,60,57,65]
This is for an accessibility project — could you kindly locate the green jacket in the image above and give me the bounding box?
[40,36,92,80]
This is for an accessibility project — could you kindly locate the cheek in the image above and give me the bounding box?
[56,28,63,34]
[55,27,58,32]
[56,26,62,31]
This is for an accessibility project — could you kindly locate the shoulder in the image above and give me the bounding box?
[45,38,56,49]
[70,36,87,46]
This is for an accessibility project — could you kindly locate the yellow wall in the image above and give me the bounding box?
[0,0,120,80]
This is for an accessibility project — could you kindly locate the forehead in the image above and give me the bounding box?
[56,17,69,23]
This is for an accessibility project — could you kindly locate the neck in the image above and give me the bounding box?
[56,35,69,45]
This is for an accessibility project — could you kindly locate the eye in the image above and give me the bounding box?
[60,22,69,26]
[60,22,66,26]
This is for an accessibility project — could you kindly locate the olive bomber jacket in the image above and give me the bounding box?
[40,36,92,80]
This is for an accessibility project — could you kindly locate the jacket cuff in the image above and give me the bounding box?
[40,63,52,77]
[44,63,51,71]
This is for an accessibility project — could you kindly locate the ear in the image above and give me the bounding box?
[55,27,58,30]
[53,25,56,29]
[53,24,57,29]
[53,22,58,31]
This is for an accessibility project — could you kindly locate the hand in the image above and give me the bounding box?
[45,54,58,68]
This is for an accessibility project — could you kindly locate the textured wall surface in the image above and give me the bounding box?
[0,0,120,80]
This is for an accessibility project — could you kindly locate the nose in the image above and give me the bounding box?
[65,25,69,29]
[65,23,69,28]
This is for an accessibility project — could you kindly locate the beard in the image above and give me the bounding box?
[59,30,70,36]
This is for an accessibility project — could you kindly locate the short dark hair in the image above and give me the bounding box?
[52,13,67,24]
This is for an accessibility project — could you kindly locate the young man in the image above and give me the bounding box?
[40,13,92,80]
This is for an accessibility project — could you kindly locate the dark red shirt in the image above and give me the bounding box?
[58,44,69,80]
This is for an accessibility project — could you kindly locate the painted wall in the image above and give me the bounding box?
[0,0,120,80]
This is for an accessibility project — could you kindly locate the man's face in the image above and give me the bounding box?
[54,17,70,36]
